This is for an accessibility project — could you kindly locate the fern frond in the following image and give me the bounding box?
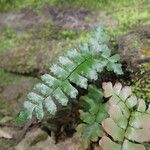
[77,85,108,142]
[17,26,123,125]
[99,82,150,150]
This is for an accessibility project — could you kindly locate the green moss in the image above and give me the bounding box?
[113,8,150,36]
[0,0,146,12]
[0,139,12,150]
[0,69,20,85]
[0,27,17,53]
[131,63,150,102]
[36,23,82,40]
[0,22,89,74]
[132,79,150,102]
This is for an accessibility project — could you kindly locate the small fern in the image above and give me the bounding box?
[99,82,150,150]
[77,85,108,142]
[16,26,123,125]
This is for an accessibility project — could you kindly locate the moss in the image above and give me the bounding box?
[0,69,20,85]
[36,23,82,40]
[0,27,17,53]
[142,47,150,56]
[0,99,13,117]
[131,63,150,102]
[0,139,12,150]
[108,3,150,37]
[132,79,150,102]
[114,9,150,35]
[0,23,89,74]
[0,0,146,12]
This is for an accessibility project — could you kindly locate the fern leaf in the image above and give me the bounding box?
[34,83,53,96]
[53,88,68,106]
[17,26,123,124]
[16,111,29,125]
[69,72,88,89]
[77,85,108,143]
[99,82,150,150]
[45,96,57,115]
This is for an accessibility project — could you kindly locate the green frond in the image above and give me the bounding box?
[16,26,123,125]
[77,85,108,143]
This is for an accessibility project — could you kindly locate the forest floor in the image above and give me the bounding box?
[0,0,149,149]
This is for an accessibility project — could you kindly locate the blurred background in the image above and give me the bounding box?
[0,0,149,149]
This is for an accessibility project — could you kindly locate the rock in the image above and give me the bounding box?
[0,116,13,125]
[0,138,13,150]
[0,126,18,150]
[15,128,57,150]
[0,41,53,75]
[0,128,13,139]
[117,25,150,68]
[117,25,150,102]
[0,77,38,118]
[56,133,88,150]
[94,145,103,150]
[15,129,88,150]
[0,6,116,33]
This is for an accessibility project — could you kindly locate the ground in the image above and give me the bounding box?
[0,0,150,149]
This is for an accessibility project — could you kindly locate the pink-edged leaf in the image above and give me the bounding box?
[108,105,128,129]
[100,82,150,150]
[113,82,122,95]
[99,136,121,150]
[122,140,146,150]
[108,96,120,105]
[118,101,130,119]
[129,112,150,129]
[120,86,132,101]
[126,96,137,108]
[102,118,125,141]
[137,99,146,112]
[125,127,150,143]
[102,82,113,98]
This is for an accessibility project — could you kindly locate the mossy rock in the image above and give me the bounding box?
[131,62,150,102]
[0,76,38,119]
[117,25,150,66]
[0,139,13,150]
[117,25,150,102]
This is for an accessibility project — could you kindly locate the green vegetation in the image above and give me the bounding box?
[0,27,17,53]
[0,0,147,12]
[132,63,150,102]
[0,0,149,148]
[77,82,150,149]
[77,80,150,148]
[0,69,20,85]
[0,24,88,53]
[99,82,150,150]
[77,85,108,142]
[113,7,150,35]
[16,26,123,125]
